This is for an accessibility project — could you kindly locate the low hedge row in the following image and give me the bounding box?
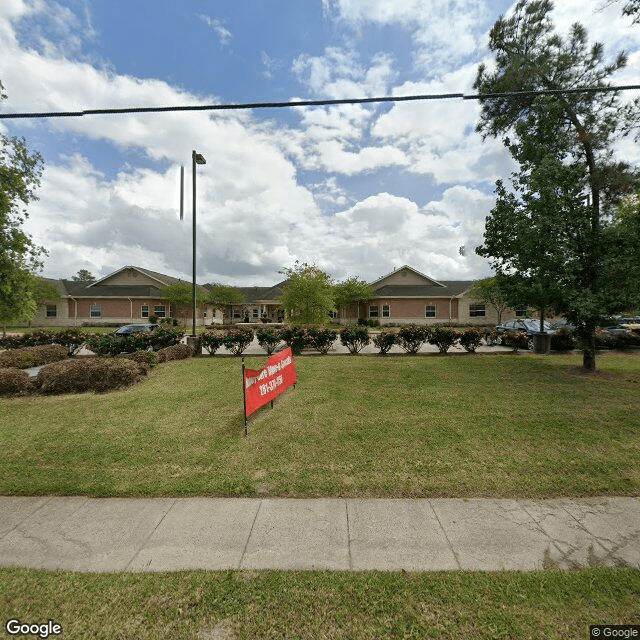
[36,358,141,394]
[0,342,193,396]
[0,368,32,396]
[85,327,185,356]
[0,329,86,350]
[0,344,69,369]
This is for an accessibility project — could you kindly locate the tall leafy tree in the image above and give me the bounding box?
[468,277,511,324]
[474,0,639,370]
[71,269,96,284]
[0,80,46,330]
[278,262,335,325]
[333,276,374,321]
[159,282,207,325]
[207,283,245,321]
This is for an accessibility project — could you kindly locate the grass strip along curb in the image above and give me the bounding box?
[2,567,639,640]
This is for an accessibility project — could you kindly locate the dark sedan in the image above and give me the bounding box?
[113,323,158,336]
[486,319,555,350]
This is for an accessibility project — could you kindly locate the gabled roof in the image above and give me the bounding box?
[236,280,289,303]
[373,280,473,298]
[90,265,184,288]
[369,265,445,288]
[61,281,165,297]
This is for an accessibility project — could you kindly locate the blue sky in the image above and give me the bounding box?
[1,0,638,286]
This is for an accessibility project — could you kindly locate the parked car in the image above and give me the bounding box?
[550,318,576,331]
[486,319,555,350]
[113,323,158,336]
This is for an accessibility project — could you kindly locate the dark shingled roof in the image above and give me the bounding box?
[373,281,473,298]
[60,280,165,297]
[235,280,288,303]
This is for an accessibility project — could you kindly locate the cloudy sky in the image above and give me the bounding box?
[1,0,638,286]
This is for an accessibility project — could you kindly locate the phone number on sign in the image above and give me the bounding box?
[258,375,284,396]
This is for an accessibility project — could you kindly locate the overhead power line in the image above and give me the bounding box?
[1,84,639,120]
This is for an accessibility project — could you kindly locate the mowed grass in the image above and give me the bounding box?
[2,567,639,640]
[1,353,639,497]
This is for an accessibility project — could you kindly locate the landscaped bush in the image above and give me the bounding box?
[85,334,129,356]
[256,327,283,355]
[0,344,69,369]
[373,330,397,355]
[116,350,158,374]
[156,343,194,362]
[0,368,33,396]
[36,358,141,394]
[277,326,309,355]
[428,326,459,353]
[222,328,254,356]
[306,327,337,354]
[551,328,577,352]
[458,327,484,353]
[148,326,185,350]
[0,328,86,351]
[501,330,529,352]
[85,326,185,356]
[397,325,431,354]
[201,329,226,356]
[339,325,370,354]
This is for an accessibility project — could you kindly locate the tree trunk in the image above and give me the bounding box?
[582,330,597,371]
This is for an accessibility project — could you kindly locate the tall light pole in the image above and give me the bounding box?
[191,150,206,339]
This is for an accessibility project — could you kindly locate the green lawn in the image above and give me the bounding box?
[1,353,639,498]
[1,567,638,640]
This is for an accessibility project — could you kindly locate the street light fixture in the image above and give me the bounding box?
[191,150,206,339]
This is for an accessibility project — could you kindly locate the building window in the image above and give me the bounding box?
[328,310,337,319]
[252,308,260,319]
[232,309,242,319]
[382,305,390,318]
[154,305,166,318]
[425,305,436,318]
[469,304,486,318]
[369,305,379,318]
[90,304,101,318]
[46,305,57,318]
[141,305,149,318]
[515,308,528,317]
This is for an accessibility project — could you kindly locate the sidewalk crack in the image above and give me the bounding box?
[429,501,461,569]
[239,500,262,570]
[124,498,177,571]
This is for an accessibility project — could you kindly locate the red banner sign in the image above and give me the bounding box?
[243,347,297,418]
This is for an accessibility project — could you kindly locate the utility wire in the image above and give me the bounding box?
[0,84,639,120]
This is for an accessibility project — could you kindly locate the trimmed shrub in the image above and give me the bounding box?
[256,327,283,355]
[0,329,86,351]
[428,326,459,354]
[37,358,140,394]
[156,343,194,362]
[277,326,309,355]
[0,368,33,396]
[551,328,577,352]
[0,344,68,369]
[373,330,397,355]
[201,329,226,356]
[222,328,254,356]
[306,327,337,354]
[501,330,529,352]
[458,327,484,353]
[117,350,158,374]
[397,325,431,354]
[148,326,184,350]
[339,325,370,354]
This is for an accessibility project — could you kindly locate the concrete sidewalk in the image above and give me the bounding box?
[1,496,638,573]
